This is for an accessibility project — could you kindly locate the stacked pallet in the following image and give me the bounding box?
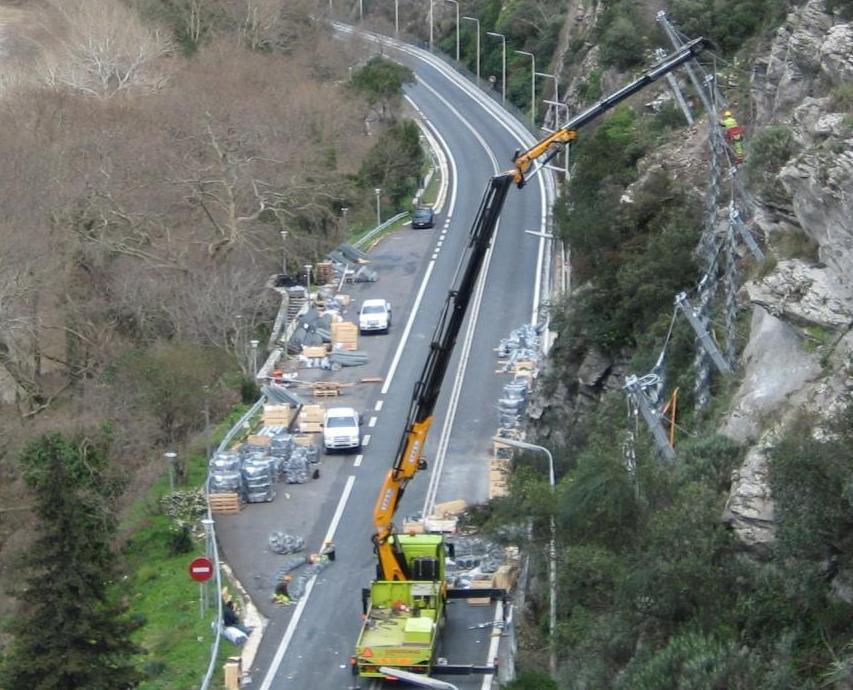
[331,321,358,351]
[297,404,325,433]
[210,492,241,515]
[489,440,512,498]
[263,405,294,427]
[312,381,342,398]
[315,261,334,285]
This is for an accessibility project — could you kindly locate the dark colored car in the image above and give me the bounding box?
[412,207,435,229]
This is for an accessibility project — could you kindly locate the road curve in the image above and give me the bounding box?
[249,27,553,690]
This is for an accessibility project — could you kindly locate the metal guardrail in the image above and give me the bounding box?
[199,395,265,690]
[353,211,409,249]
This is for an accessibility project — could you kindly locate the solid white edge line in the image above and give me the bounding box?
[481,598,505,690]
[258,475,356,690]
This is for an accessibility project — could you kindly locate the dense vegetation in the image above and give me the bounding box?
[0,0,425,683]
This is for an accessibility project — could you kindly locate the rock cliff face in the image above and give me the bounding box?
[723,0,853,551]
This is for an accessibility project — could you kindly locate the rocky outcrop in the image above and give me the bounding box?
[743,259,853,329]
[723,439,776,555]
[751,0,837,122]
[723,307,821,443]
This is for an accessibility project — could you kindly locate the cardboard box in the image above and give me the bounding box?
[298,404,325,424]
[263,404,293,426]
[302,345,329,358]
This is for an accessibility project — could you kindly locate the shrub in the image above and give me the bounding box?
[600,14,649,69]
[745,125,797,197]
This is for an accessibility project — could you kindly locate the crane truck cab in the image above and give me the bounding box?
[323,406,361,454]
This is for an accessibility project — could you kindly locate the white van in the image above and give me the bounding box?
[323,407,362,453]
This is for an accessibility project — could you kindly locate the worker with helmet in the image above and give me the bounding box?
[273,575,292,604]
[719,109,745,163]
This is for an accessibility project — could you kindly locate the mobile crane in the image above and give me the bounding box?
[351,36,707,680]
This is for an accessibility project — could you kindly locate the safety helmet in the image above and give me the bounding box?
[723,110,732,117]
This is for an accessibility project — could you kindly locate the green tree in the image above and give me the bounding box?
[350,56,415,122]
[2,434,142,690]
[358,119,425,208]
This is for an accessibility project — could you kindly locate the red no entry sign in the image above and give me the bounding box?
[189,556,214,582]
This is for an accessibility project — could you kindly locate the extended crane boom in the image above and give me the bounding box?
[511,37,707,187]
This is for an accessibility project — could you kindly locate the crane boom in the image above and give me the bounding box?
[373,173,514,581]
[511,37,707,187]
[369,36,707,583]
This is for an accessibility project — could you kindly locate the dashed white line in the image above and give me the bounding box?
[362,434,372,447]
[374,400,384,412]
[258,475,356,690]
[354,454,363,467]
[436,240,443,248]
[368,416,377,427]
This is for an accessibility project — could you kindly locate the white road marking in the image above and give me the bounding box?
[354,454,363,467]
[362,434,371,446]
[368,416,377,428]
[374,400,384,412]
[481,599,506,690]
[258,475,356,690]
[381,109,459,397]
[436,240,443,248]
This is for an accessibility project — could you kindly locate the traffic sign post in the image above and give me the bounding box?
[189,556,214,582]
[189,556,215,620]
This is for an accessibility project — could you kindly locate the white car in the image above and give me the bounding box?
[323,406,361,454]
[359,299,392,334]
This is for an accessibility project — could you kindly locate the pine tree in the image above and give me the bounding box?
[2,433,143,690]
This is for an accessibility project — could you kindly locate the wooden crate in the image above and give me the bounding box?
[263,404,293,426]
[331,322,358,351]
[302,345,329,358]
[299,404,325,423]
[210,493,241,515]
[299,421,323,434]
[293,434,315,447]
[247,434,272,447]
[313,382,341,398]
[223,656,242,690]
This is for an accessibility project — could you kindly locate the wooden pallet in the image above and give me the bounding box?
[313,388,340,398]
[210,492,241,515]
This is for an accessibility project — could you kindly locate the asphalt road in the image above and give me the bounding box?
[219,29,552,690]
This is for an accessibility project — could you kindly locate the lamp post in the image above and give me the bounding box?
[492,436,557,676]
[304,264,312,296]
[358,0,363,21]
[394,0,399,35]
[515,49,536,125]
[374,187,382,226]
[249,339,259,376]
[486,31,506,104]
[535,71,560,125]
[462,17,479,83]
[428,0,434,50]
[444,0,460,62]
[341,206,349,236]
[279,230,288,276]
[164,451,177,492]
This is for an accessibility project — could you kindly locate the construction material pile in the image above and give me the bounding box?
[497,377,530,430]
[287,308,335,354]
[268,531,305,555]
[496,322,543,373]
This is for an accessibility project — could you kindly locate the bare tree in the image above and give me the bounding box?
[36,0,173,99]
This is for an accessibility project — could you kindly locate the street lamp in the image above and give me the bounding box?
[249,339,259,376]
[492,436,557,676]
[374,187,382,226]
[462,17,479,83]
[279,230,288,276]
[515,49,536,126]
[535,71,561,125]
[358,0,363,21]
[394,0,399,35]
[428,0,434,50]
[444,0,460,62]
[486,31,506,104]
[304,264,312,296]
[164,451,177,492]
